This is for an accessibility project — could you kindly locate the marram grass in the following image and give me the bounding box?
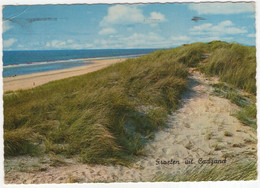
[211,83,256,129]
[4,49,189,165]
[4,41,256,168]
[200,41,256,94]
[152,159,257,181]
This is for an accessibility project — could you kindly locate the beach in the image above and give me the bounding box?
[3,58,126,92]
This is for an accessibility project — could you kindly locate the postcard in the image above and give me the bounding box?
[1,0,258,186]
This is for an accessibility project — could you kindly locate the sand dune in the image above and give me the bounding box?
[5,69,257,183]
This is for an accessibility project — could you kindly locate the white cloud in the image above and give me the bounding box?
[171,35,190,41]
[192,23,212,31]
[46,40,66,48]
[45,40,92,49]
[100,5,145,26]
[126,27,133,32]
[67,39,74,43]
[3,21,13,33]
[189,3,255,15]
[247,33,255,38]
[93,32,171,49]
[126,32,163,45]
[148,12,166,21]
[98,27,117,35]
[219,20,233,27]
[100,5,166,26]
[169,35,234,46]
[98,5,166,35]
[98,5,166,36]
[124,32,172,48]
[92,31,236,49]
[4,38,17,48]
[190,20,247,36]
[169,35,191,46]
[146,12,167,27]
[248,14,255,18]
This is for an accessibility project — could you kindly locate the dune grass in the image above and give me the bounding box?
[200,41,256,95]
[152,159,257,181]
[4,50,188,165]
[211,83,256,129]
[164,41,256,96]
[4,41,256,167]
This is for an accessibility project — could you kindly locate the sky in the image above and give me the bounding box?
[2,3,256,50]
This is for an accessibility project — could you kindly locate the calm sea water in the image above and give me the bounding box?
[3,49,157,77]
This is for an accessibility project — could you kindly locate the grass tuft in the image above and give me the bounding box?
[211,83,256,129]
[224,131,233,137]
[152,159,257,181]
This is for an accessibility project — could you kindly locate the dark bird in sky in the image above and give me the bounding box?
[191,16,206,22]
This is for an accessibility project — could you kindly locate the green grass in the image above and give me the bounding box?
[4,50,188,165]
[172,40,256,95]
[4,41,256,167]
[152,159,257,181]
[211,83,256,129]
[235,104,257,129]
[200,42,256,94]
[4,127,41,156]
[224,131,233,137]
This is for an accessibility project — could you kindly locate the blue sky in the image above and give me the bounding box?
[2,3,256,50]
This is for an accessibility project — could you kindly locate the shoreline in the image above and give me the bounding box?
[3,58,127,92]
[3,54,143,69]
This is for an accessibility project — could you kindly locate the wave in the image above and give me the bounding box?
[3,54,142,69]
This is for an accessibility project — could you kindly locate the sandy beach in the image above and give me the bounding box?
[3,58,127,92]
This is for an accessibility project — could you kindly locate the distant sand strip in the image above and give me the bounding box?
[3,58,127,92]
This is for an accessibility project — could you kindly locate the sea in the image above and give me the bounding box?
[2,49,158,77]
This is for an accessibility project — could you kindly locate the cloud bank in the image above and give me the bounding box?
[189,3,255,15]
[190,20,247,36]
[4,38,17,48]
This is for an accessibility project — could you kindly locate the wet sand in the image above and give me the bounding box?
[3,58,126,92]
